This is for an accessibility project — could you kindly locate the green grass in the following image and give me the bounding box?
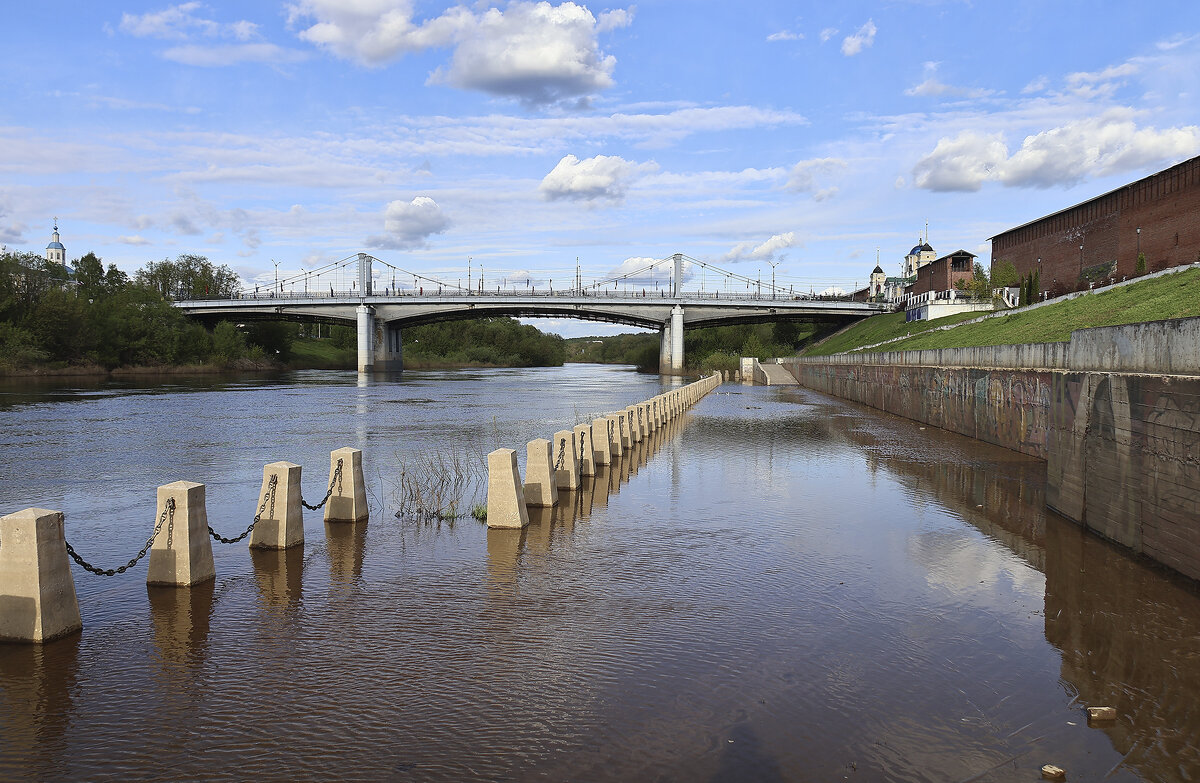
[804,310,982,356]
[288,337,355,368]
[805,267,1200,355]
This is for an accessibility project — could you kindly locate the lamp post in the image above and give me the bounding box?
[767,260,781,300]
[1079,244,1084,280]
[1137,226,1141,260]
[468,257,472,295]
[273,259,279,294]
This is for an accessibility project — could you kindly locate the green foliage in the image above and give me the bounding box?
[0,248,287,371]
[568,321,819,372]
[804,311,984,356]
[990,259,1019,290]
[1136,252,1147,275]
[956,262,992,300]
[134,254,239,300]
[403,318,565,367]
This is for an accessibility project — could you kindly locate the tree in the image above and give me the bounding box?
[135,254,240,300]
[1136,252,1147,276]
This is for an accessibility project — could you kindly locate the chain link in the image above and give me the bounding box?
[302,458,344,510]
[579,429,587,466]
[209,473,277,544]
[64,498,175,577]
[555,437,567,472]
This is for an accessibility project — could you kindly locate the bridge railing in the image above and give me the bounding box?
[183,288,867,305]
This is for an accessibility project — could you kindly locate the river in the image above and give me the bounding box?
[1,364,1198,782]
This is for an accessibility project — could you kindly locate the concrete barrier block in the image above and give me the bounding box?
[325,447,368,523]
[553,429,580,490]
[487,448,530,528]
[249,461,304,550]
[592,417,612,465]
[625,406,642,443]
[573,423,597,477]
[606,415,624,458]
[523,438,559,507]
[148,481,217,587]
[0,508,82,643]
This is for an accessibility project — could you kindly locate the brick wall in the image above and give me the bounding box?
[992,156,1200,294]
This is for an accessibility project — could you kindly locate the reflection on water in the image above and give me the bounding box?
[1,367,1199,781]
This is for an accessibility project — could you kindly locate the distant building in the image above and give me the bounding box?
[46,220,66,266]
[911,250,976,296]
[903,239,937,278]
[990,154,1200,296]
[869,264,886,297]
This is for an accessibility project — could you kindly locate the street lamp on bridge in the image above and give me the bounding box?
[767,260,781,300]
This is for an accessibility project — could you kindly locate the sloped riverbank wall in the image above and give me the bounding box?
[782,317,1200,583]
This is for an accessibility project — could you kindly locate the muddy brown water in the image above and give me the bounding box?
[1,365,1198,781]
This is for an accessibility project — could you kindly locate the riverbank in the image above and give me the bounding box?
[0,358,284,378]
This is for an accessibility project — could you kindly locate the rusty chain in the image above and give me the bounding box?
[578,429,587,466]
[209,473,277,544]
[555,437,567,472]
[64,498,175,577]
[302,458,344,510]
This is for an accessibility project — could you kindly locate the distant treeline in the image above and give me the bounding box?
[0,251,283,371]
[566,321,826,372]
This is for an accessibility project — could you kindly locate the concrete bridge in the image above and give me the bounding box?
[174,253,886,372]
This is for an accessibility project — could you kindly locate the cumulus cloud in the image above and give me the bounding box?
[1065,62,1139,98]
[819,27,837,43]
[290,0,633,107]
[367,196,449,249]
[905,62,995,99]
[116,235,152,245]
[539,154,657,202]
[841,20,876,56]
[786,157,847,198]
[720,232,800,264]
[913,113,1200,191]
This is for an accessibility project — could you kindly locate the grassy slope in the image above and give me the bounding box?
[804,311,982,356]
[804,267,1200,356]
[289,338,355,368]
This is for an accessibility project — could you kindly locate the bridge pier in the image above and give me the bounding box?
[356,306,402,373]
[356,305,374,372]
[374,320,403,372]
[658,305,686,374]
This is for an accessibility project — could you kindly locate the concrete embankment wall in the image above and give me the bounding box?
[782,316,1200,583]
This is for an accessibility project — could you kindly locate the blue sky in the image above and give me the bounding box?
[3,1,1199,335]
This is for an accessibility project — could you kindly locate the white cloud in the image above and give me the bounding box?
[905,62,995,99]
[291,0,632,107]
[841,20,876,56]
[912,131,1008,192]
[606,256,676,285]
[819,286,846,296]
[367,196,450,249]
[720,232,800,264]
[1000,114,1200,188]
[767,30,803,42]
[786,157,847,196]
[163,43,308,66]
[116,235,152,245]
[119,3,306,66]
[1021,76,1049,95]
[539,154,657,202]
[913,113,1200,191]
[430,2,631,107]
[819,27,837,43]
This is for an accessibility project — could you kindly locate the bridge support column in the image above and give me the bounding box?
[659,321,672,375]
[356,305,375,373]
[373,320,403,372]
[670,305,684,373]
